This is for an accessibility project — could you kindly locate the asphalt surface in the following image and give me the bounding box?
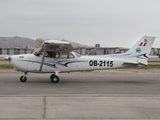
[0,71,160,120]
[0,72,159,95]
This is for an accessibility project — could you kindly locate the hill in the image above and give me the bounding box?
[0,36,91,48]
[0,36,36,48]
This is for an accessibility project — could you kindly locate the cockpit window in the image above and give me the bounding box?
[33,48,60,58]
[46,52,60,58]
[61,52,75,59]
[33,48,77,59]
[33,48,44,57]
[69,53,74,58]
[74,52,81,57]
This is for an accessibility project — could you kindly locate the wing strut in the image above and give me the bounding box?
[39,48,46,71]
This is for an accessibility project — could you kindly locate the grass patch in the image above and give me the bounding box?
[0,64,13,69]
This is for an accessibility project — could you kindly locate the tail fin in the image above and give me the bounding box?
[126,36,156,57]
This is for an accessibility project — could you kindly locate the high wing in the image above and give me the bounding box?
[41,40,73,52]
[39,40,73,71]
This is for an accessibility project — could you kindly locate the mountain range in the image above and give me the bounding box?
[0,36,91,48]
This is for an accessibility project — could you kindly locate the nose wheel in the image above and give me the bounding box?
[50,74,59,83]
[20,76,27,82]
[20,72,28,82]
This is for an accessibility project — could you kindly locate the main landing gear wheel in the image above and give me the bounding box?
[50,74,59,83]
[20,76,27,82]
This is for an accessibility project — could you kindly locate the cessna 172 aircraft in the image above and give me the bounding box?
[9,36,155,83]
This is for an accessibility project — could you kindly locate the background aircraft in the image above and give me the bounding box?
[9,36,155,83]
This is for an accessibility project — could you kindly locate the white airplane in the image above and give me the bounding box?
[9,36,155,83]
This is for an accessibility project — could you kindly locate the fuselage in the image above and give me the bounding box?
[10,52,131,73]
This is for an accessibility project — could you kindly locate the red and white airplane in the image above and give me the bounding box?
[8,36,155,83]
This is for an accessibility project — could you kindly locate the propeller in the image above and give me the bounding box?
[4,56,11,62]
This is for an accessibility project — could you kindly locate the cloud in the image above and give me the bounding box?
[0,0,159,47]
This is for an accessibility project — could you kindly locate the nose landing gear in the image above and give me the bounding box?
[20,72,28,82]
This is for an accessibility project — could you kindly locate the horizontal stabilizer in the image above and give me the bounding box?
[124,57,148,66]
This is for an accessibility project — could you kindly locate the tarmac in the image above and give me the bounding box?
[0,70,160,120]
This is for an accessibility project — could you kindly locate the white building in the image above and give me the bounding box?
[74,48,88,55]
[0,48,32,55]
[2,48,8,55]
[8,49,14,55]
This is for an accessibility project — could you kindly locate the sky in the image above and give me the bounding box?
[0,0,160,48]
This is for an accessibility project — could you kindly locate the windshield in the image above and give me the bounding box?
[33,48,81,58]
[74,52,81,57]
[33,48,44,56]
